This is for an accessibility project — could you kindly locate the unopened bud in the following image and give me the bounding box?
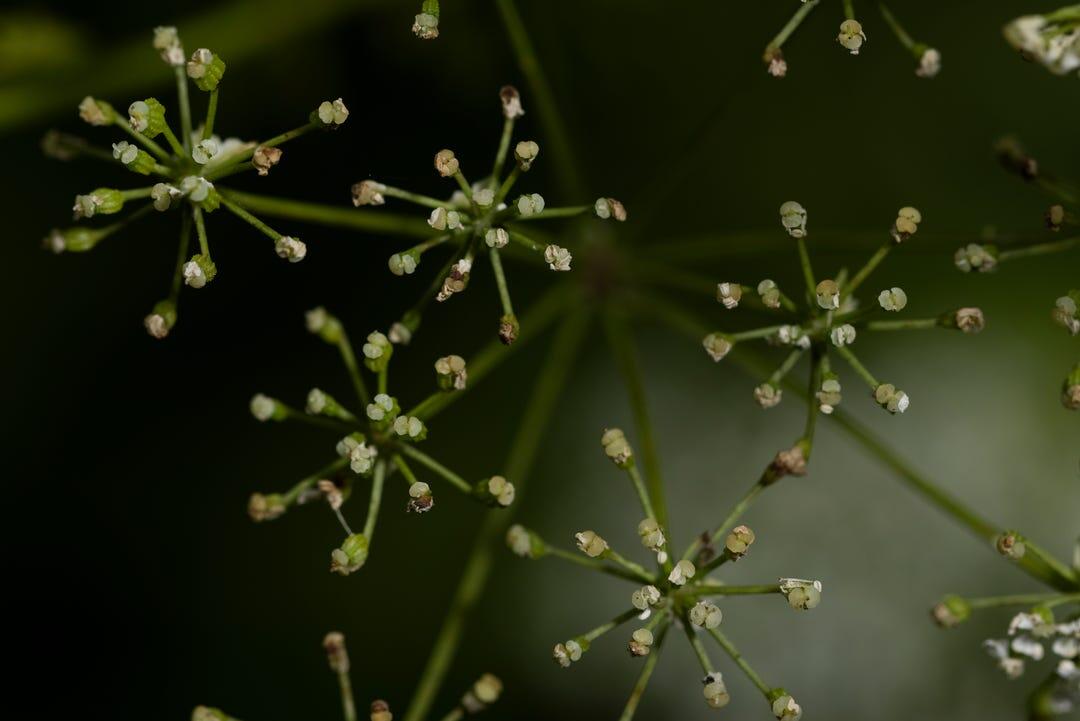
[725,525,755,559]
[323,631,350,673]
[717,282,743,309]
[997,531,1026,561]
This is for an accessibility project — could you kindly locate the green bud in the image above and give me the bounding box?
[930,594,970,628]
[306,307,344,344]
[330,533,369,575]
[44,226,109,253]
[78,96,115,126]
[307,388,355,421]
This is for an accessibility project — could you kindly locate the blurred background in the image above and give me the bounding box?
[4,1,1078,719]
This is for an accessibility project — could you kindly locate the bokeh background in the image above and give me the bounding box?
[4,1,1078,719]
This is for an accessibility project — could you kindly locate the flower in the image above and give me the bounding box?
[514,140,539,171]
[408,482,434,513]
[500,85,524,118]
[412,11,440,40]
[252,146,283,176]
[838,19,867,55]
[628,628,654,657]
[153,26,185,66]
[725,525,755,559]
[878,287,908,311]
[317,98,349,126]
[601,428,634,468]
[553,640,583,668]
[631,585,661,610]
[754,383,783,409]
[434,149,459,177]
[954,243,998,273]
[703,333,733,362]
[916,48,942,78]
[758,279,782,308]
[816,377,842,414]
[484,228,509,248]
[703,672,731,709]
[435,355,468,390]
[575,530,608,558]
[250,393,282,421]
[544,244,572,271]
[892,206,922,242]
[638,518,666,552]
[274,236,307,263]
[1052,293,1080,336]
[594,197,628,221]
[717,282,743,309]
[815,279,839,310]
[779,578,822,610]
[771,445,807,477]
[953,307,985,334]
[668,559,696,586]
[772,694,803,721]
[830,324,856,347]
[779,201,807,238]
[186,48,226,91]
[1004,13,1080,76]
[984,638,1025,678]
[690,601,723,629]
[248,492,286,521]
[930,594,971,628]
[874,383,910,414]
[330,533,369,575]
[518,193,546,216]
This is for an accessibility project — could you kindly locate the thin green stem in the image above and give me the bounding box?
[768,0,820,51]
[174,66,192,154]
[280,457,350,507]
[682,474,765,562]
[844,243,891,299]
[513,205,591,222]
[495,166,521,205]
[998,236,1079,262]
[842,0,856,21]
[337,331,371,408]
[362,460,386,541]
[879,2,916,51]
[217,190,430,238]
[491,116,515,189]
[396,444,472,495]
[494,0,584,198]
[833,345,879,389]
[203,88,219,141]
[543,545,654,584]
[507,229,544,253]
[769,348,805,385]
[966,593,1080,611]
[452,171,473,201]
[114,115,171,162]
[488,247,515,318]
[171,210,193,300]
[795,237,816,302]
[1021,539,1080,588]
[402,309,590,721]
[336,667,356,721]
[682,616,715,674]
[381,185,452,210]
[707,628,772,698]
[866,318,940,331]
[581,608,641,643]
[684,583,783,597]
[160,123,186,158]
[617,621,669,721]
[192,206,211,257]
[605,549,655,584]
[219,195,282,241]
[282,406,355,432]
[392,455,420,488]
[731,324,785,342]
[603,310,670,532]
[625,464,657,522]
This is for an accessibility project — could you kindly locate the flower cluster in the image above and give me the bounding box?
[192,630,502,721]
[508,428,819,719]
[247,307,516,576]
[704,202,983,421]
[762,1,940,78]
[350,86,625,345]
[42,27,350,339]
[1004,5,1080,77]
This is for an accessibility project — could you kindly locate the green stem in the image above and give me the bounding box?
[625,464,657,522]
[842,0,856,21]
[494,0,584,198]
[488,247,515,318]
[543,545,654,584]
[604,549,655,584]
[844,243,891,299]
[392,455,420,488]
[707,628,772,698]
[513,205,591,222]
[833,345,879,389]
[160,123,187,158]
[362,460,386,541]
[495,166,521,205]
[381,185,452,210]
[769,348,805,385]
[396,444,472,495]
[491,116,515,189]
[879,2,916,51]
[401,308,590,721]
[580,608,641,643]
[337,331,371,408]
[731,324,785,342]
[174,66,192,154]
[998,236,1079,262]
[617,621,669,721]
[280,457,350,506]
[336,667,356,721]
[216,190,430,238]
[795,237,816,302]
[866,318,940,331]
[171,210,193,300]
[203,88,219,141]
[767,0,820,51]
[683,482,765,562]
[507,229,544,253]
[1021,539,1080,588]
[682,615,715,674]
[603,310,670,531]
[967,593,1080,611]
[685,583,782,597]
[219,195,283,241]
[192,206,211,257]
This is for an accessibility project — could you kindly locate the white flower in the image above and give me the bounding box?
[392,415,426,439]
[412,12,440,39]
[486,476,516,507]
[716,282,742,309]
[779,578,822,610]
[776,325,811,349]
[348,441,378,475]
[817,377,842,414]
[474,188,495,207]
[252,146,283,176]
[954,243,998,273]
[72,193,102,220]
[250,394,278,421]
[153,26,185,66]
[703,333,733,361]
[183,260,207,288]
[772,694,803,721]
[514,140,539,171]
[984,638,1025,678]
[408,482,433,513]
[779,201,807,238]
[816,279,839,310]
[112,141,138,165]
[186,48,214,79]
[758,279,782,309]
[192,138,220,165]
[1011,635,1045,661]
[351,180,386,207]
[874,383,909,414]
[517,193,545,216]
[544,244,572,271]
[631,585,661,610]
[838,19,867,55]
[916,48,941,78]
[1054,636,1079,659]
[435,355,468,390]
[689,600,723,629]
[363,332,390,360]
[388,322,412,345]
[768,54,788,78]
[601,428,633,468]
[485,228,509,248]
[878,287,908,311]
[500,86,524,118]
[830,324,856,347]
[575,530,608,558]
[317,98,349,125]
[637,518,666,552]
[78,96,110,126]
[628,628,654,657]
[128,100,152,132]
[506,525,534,557]
[151,183,181,211]
[668,559,696,586]
[434,149,459,177]
[1004,15,1080,76]
[366,393,395,421]
[892,206,922,241]
[427,207,463,231]
[180,176,213,202]
[702,672,730,709]
[755,382,782,409]
[274,236,307,263]
[594,197,627,221]
[389,252,418,276]
[306,388,328,414]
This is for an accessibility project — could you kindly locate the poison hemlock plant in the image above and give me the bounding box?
[350,86,625,345]
[193,630,503,721]
[248,307,517,575]
[509,429,816,720]
[931,535,1079,718]
[41,26,350,339]
[762,1,940,78]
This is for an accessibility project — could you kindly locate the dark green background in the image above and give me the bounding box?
[4,1,1078,720]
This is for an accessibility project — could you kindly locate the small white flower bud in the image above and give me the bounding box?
[318,479,344,511]
[412,11,440,40]
[366,393,396,422]
[757,279,782,309]
[779,578,823,610]
[703,333,733,362]
[771,444,808,478]
[427,207,463,231]
[954,243,998,273]
[874,383,910,414]
[112,141,139,165]
[518,193,546,217]
[192,138,220,165]
[628,628,654,657]
[474,188,495,207]
[435,355,468,390]
[514,140,539,171]
[330,533,369,575]
[754,382,782,409]
[892,206,923,242]
[703,672,730,709]
[317,98,349,126]
[837,19,867,55]
[250,393,283,421]
[725,525,755,559]
[507,524,543,558]
[997,531,1026,561]
[392,415,427,440]
[776,325,811,348]
[323,632,350,673]
[275,236,307,263]
[434,149,459,177]
[153,26,185,67]
[668,559,696,586]
[830,324,856,347]
[389,251,419,276]
[544,244,572,271]
[252,146,283,176]
[575,530,608,558]
[690,600,723,629]
[151,183,181,211]
[484,475,516,507]
[370,700,393,721]
[816,279,840,310]
[716,282,743,309]
[79,96,113,126]
[816,376,842,414]
[348,441,378,475]
[186,48,226,91]
[500,85,524,118]
[389,322,412,345]
[461,673,502,714]
[247,492,286,522]
[553,640,583,668]
[362,332,392,370]
[351,180,386,207]
[952,307,985,334]
[916,48,941,78]
[631,585,661,610]
[779,201,807,238]
[772,694,803,721]
[601,427,634,468]
[594,197,628,221]
[1052,293,1080,336]
[638,518,666,552]
[485,227,509,248]
[878,287,908,312]
[180,175,214,203]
